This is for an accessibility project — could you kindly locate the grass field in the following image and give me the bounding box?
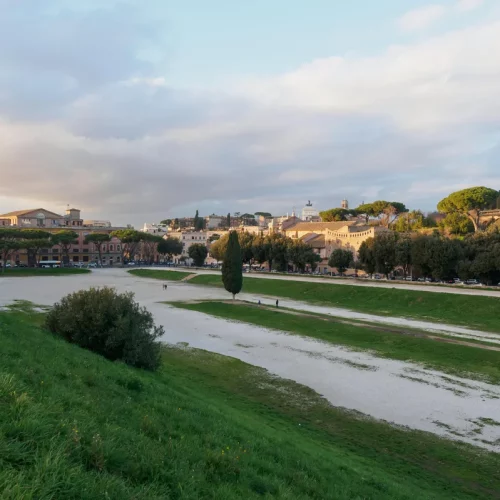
[182,274,500,332]
[171,301,500,384]
[1,305,500,499]
[128,269,192,281]
[0,267,90,277]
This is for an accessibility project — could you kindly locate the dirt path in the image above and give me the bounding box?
[180,274,198,282]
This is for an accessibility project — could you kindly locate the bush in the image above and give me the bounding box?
[46,287,163,371]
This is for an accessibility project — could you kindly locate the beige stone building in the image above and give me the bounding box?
[283,221,387,272]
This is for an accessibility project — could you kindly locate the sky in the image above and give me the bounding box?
[0,0,499,227]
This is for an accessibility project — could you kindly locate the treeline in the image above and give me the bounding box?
[358,231,500,284]
[320,186,500,236]
[0,228,185,270]
[210,232,321,272]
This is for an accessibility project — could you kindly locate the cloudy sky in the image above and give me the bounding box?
[0,0,499,227]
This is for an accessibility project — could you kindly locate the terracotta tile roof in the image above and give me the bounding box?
[0,208,64,218]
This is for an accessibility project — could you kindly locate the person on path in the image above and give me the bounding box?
[276,299,279,308]
[258,300,261,305]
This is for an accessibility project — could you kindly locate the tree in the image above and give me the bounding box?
[252,236,268,267]
[52,230,78,266]
[266,233,290,271]
[111,229,143,264]
[157,237,183,261]
[328,248,353,275]
[438,212,474,236]
[221,231,242,299]
[139,233,163,264]
[193,210,205,231]
[208,234,220,242]
[395,234,413,278]
[393,210,425,233]
[437,187,498,232]
[160,219,172,226]
[226,213,231,228]
[188,243,208,267]
[209,237,226,262]
[319,208,352,222]
[18,229,51,267]
[0,229,23,272]
[254,212,272,218]
[358,238,376,276]
[288,240,319,273]
[84,233,111,266]
[239,232,256,269]
[458,232,500,284]
[412,234,462,280]
[355,201,407,227]
[372,232,398,278]
[380,202,408,228]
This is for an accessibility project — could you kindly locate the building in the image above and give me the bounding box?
[283,220,387,273]
[168,230,208,264]
[0,207,128,266]
[479,209,500,226]
[268,214,301,233]
[141,223,168,236]
[83,220,112,228]
[341,199,349,210]
[205,214,224,229]
[301,201,319,221]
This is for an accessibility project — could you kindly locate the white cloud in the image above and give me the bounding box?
[0,5,500,224]
[456,0,484,12]
[398,4,447,32]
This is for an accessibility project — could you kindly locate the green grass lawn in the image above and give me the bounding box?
[1,306,500,499]
[171,301,500,384]
[128,269,192,281]
[185,274,500,332]
[0,267,90,277]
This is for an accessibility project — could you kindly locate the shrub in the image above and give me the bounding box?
[46,287,163,371]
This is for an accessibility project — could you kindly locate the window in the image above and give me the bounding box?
[109,244,113,251]
[83,248,89,253]
[73,249,79,253]
[116,257,120,262]
[83,256,89,262]
[102,245,107,252]
[72,256,79,262]
[102,256,107,262]
[116,245,121,251]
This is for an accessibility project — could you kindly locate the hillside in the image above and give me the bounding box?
[1,303,499,499]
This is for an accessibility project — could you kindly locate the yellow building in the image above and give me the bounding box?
[283,221,387,272]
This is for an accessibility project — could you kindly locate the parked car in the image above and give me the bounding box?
[464,279,482,286]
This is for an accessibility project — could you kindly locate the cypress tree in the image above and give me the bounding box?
[222,231,243,299]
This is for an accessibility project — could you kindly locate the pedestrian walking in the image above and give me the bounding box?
[276,299,279,308]
[258,300,261,305]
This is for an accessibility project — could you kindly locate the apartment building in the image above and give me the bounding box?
[0,207,128,266]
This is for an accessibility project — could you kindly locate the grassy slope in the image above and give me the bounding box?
[128,269,191,281]
[171,301,500,384]
[187,274,500,332]
[0,268,90,277]
[1,307,499,498]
